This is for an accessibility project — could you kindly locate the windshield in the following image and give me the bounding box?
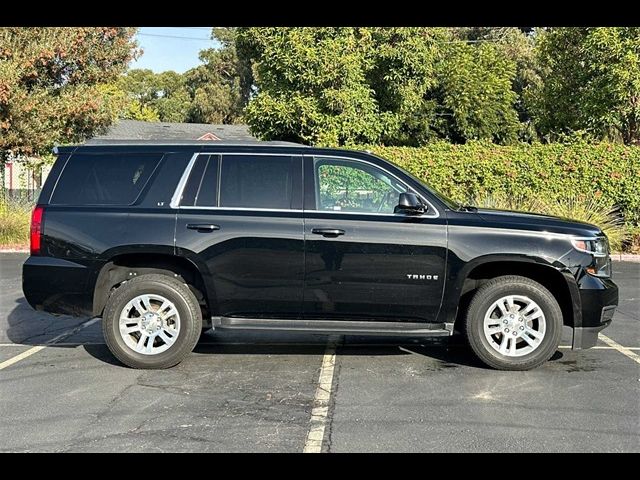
[377,155,462,210]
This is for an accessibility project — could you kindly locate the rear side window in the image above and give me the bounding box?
[219,155,297,209]
[180,155,219,207]
[51,153,163,205]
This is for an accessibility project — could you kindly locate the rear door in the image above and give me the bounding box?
[174,152,304,318]
[302,155,447,323]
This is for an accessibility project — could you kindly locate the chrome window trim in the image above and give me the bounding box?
[307,154,440,218]
[170,153,199,208]
[170,151,441,218]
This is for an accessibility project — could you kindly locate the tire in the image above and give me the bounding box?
[103,274,202,369]
[464,275,562,371]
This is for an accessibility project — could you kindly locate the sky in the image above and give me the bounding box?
[129,27,219,73]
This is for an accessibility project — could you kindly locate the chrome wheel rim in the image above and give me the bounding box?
[119,294,181,355]
[483,295,546,357]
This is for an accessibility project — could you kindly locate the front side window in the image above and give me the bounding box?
[314,158,407,214]
[51,153,162,205]
[219,155,296,209]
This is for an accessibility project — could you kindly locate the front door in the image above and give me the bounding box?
[303,155,447,323]
[175,153,304,318]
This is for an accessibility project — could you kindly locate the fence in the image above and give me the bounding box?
[0,188,42,204]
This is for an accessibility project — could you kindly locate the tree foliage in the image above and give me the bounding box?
[236,27,522,146]
[532,27,640,144]
[0,27,139,157]
[117,28,248,125]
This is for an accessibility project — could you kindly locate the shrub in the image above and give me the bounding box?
[0,199,31,247]
[472,193,630,251]
[364,141,640,228]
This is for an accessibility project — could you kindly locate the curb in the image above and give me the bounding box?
[610,254,640,263]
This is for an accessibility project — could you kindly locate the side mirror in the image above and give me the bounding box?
[395,192,425,215]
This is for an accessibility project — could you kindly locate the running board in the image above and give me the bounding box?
[212,317,453,336]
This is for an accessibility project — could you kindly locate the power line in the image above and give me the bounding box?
[138,33,215,41]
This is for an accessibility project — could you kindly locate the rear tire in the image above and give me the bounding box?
[465,275,562,371]
[103,274,202,369]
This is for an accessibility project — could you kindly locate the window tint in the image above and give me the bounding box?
[180,155,219,207]
[315,158,406,214]
[219,155,296,209]
[180,155,207,206]
[195,155,219,206]
[51,153,162,205]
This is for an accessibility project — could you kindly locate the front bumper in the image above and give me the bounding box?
[571,274,618,349]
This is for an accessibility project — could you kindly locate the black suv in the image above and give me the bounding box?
[22,141,618,370]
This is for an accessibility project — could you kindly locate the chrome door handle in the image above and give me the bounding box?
[311,228,345,237]
[186,224,220,233]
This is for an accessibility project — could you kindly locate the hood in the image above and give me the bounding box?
[474,207,603,238]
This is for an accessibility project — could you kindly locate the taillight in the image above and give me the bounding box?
[30,205,44,256]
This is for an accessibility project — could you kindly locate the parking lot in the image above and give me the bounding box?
[1,252,638,452]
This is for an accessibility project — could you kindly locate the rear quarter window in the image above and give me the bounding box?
[50,153,163,206]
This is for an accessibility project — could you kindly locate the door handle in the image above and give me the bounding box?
[311,228,345,237]
[186,224,220,233]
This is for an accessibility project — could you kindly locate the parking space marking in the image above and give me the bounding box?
[598,333,640,365]
[303,341,338,453]
[0,317,100,371]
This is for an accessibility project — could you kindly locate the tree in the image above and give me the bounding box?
[238,27,390,145]
[531,27,640,144]
[185,27,251,124]
[117,69,190,122]
[451,27,541,140]
[0,27,139,158]
[237,27,521,146]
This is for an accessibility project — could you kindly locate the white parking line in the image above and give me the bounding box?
[0,317,100,371]
[303,341,337,453]
[598,333,640,365]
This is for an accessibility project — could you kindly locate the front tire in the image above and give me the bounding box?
[465,275,562,371]
[103,274,202,369]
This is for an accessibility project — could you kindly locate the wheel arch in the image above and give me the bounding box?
[449,256,581,330]
[92,252,215,322]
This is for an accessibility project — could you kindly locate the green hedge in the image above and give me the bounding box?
[362,142,640,227]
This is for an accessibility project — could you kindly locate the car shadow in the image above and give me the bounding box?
[7,299,564,370]
[5,297,95,347]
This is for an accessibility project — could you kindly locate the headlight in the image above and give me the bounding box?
[571,236,611,277]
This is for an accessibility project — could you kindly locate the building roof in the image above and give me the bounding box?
[86,119,257,144]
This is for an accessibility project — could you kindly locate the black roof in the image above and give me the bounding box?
[52,142,375,160]
[54,140,309,155]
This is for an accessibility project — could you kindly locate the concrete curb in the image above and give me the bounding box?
[610,254,640,263]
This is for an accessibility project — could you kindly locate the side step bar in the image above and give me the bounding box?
[212,317,453,336]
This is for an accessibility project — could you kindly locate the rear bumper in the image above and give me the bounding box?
[22,256,93,316]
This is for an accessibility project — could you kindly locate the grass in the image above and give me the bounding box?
[0,199,31,247]
[471,193,631,252]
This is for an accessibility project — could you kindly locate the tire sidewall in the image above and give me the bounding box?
[467,280,562,369]
[103,276,201,368]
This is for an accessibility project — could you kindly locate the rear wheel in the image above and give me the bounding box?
[465,275,562,370]
[103,274,202,369]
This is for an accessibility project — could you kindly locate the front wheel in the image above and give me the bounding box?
[465,275,563,370]
[103,274,202,369]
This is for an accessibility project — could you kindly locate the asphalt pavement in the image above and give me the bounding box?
[1,252,638,452]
